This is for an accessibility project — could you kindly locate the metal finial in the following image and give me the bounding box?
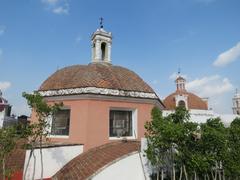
[100,17,104,28]
[178,68,181,75]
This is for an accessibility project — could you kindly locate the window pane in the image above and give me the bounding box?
[51,109,70,136]
[109,110,132,137]
[178,100,186,108]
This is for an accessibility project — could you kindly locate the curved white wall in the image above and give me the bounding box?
[92,153,146,180]
[24,145,83,180]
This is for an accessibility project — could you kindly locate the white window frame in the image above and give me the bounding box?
[109,107,137,140]
[47,107,71,139]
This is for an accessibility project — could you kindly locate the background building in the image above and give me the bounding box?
[233,89,240,115]
[163,74,239,125]
[0,90,13,128]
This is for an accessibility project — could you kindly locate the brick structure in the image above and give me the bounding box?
[0,139,26,180]
[39,63,155,94]
[31,26,164,151]
[164,91,208,110]
[52,141,140,180]
[164,75,208,110]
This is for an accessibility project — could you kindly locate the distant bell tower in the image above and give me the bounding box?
[91,18,112,64]
[174,71,188,109]
[175,70,186,92]
[233,89,240,115]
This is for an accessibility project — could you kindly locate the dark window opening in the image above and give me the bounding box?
[110,110,132,137]
[51,109,70,136]
[101,42,106,60]
[178,100,186,108]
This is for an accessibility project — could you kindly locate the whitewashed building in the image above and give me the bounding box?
[163,75,239,126]
[0,90,12,128]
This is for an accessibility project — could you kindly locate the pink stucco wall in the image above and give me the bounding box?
[31,98,155,151]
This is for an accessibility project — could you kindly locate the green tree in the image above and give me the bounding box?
[225,117,240,179]
[144,107,235,180]
[0,126,19,180]
[145,107,190,180]
[22,92,62,180]
[200,118,227,180]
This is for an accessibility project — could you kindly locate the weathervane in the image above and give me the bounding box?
[100,17,104,28]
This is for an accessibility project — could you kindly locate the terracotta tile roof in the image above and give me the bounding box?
[52,141,140,180]
[163,91,208,110]
[0,139,26,179]
[39,63,155,93]
[175,76,185,82]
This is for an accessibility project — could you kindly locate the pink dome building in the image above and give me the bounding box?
[32,26,164,151]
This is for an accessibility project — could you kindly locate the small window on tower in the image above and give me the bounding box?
[101,42,106,61]
[178,100,186,108]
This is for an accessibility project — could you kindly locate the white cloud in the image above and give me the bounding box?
[53,5,69,14]
[0,81,11,91]
[213,42,240,67]
[169,72,187,80]
[41,0,69,15]
[0,25,6,36]
[185,75,234,113]
[186,75,233,97]
[42,0,59,5]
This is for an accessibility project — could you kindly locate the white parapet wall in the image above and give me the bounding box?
[0,111,4,128]
[163,109,239,126]
[23,144,83,180]
[92,152,146,180]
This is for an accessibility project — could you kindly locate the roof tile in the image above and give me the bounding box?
[52,141,140,180]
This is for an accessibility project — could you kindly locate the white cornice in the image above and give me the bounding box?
[38,87,158,99]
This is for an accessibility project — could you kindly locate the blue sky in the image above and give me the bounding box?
[0,0,240,115]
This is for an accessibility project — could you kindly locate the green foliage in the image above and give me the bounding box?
[225,117,240,178]
[145,107,240,179]
[23,92,61,118]
[169,106,190,124]
[0,127,18,159]
[0,126,20,179]
[22,92,63,143]
[22,92,63,180]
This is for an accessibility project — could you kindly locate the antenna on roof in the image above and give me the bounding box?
[99,17,104,29]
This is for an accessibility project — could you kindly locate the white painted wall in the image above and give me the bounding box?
[163,109,239,126]
[0,110,4,128]
[24,145,83,180]
[92,152,146,180]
